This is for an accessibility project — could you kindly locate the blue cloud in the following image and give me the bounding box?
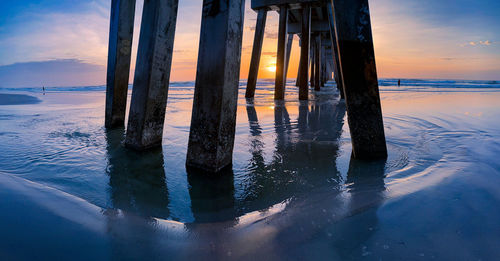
[0,59,105,88]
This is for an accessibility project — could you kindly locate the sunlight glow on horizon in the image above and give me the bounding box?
[266,64,277,73]
[0,0,499,88]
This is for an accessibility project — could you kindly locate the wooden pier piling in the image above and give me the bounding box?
[330,0,388,159]
[326,3,344,99]
[284,34,294,81]
[246,8,268,99]
[310,38,315,88]
[298,5,311,100]
[124,0,179,150]
[105,0,136,128]
[186,0,246,173]
[314,34,321,91]
[102,0,388,170]
[275,5,289,100]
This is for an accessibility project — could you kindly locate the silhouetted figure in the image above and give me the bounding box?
[398,79,401,87]
[42,86,45,95]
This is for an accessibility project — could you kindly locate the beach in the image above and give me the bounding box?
[0,79,499,260]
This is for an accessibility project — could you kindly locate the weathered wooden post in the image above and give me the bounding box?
[245,8,268,99]
[296,51,301,87]
[326,56,333,81]
[298,5,311,100]
[125,0,179,150]
[330,0,388,159]
[322,44,328,85]
[274,5,288,100]
[320,43,326,86]
[314,35,321,91]
[310,37,315,88]
[326,3,345,99]
[105,0,136,128]
[186,0,245,172]
[284,34,294,81]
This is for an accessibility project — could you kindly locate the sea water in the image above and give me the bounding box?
[0,79,499,259]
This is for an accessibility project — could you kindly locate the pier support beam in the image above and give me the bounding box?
[331,0,388,159]
[284,34,293,81]
[125,0,179,150]
[246,9,267,99]
[326,4,345,99]
[310,42,315,88]
[274,5,288,100]
[314,35,321,91]
[298,5,311,100]
[321,44,326,86]
[295,53,301,87]
[186,0,245,173]
[105,0,136,128]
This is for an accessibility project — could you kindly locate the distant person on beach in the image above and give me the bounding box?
[42,86,45,95]
[398,79,401,87]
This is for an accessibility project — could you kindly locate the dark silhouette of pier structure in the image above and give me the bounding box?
[104,0,387,173]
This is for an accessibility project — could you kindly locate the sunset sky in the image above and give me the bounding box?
[0,0,499,87]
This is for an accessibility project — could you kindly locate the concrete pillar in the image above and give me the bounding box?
[296,54,301,87]
[331,0,388,159]
[326,58,333,81]
[325,48,330,83]
[284,34,293,80]
[105,0,136,128]
[274,5,288,100]
[245,9,267,99]
[321,44,326,86]
[186,0,245,173]
[310,41,315,88]
[125,0,179,150]
[326,2,345,99]
[314,35,321,91]
[298,6,311,100]
[296,37,301,87]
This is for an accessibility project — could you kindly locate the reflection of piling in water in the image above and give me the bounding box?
[105,128,170,219]
[104,0,387,173]
[104,128,170,259]
[346,157,387,209]
[239,98,346,213]
[329,157,386,258]
[186,167,236,224]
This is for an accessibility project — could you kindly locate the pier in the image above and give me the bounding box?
[105,0,387,173]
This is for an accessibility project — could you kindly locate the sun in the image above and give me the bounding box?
[266,65,276,72]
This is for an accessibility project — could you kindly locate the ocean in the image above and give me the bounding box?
[0,78,499,260]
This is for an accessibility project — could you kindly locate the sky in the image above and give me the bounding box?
[0,0,499,87]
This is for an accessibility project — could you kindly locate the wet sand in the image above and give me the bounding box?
[0,80,499,260]
[0,93,41,105]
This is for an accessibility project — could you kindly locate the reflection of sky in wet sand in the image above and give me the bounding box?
[0,80,500,259]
